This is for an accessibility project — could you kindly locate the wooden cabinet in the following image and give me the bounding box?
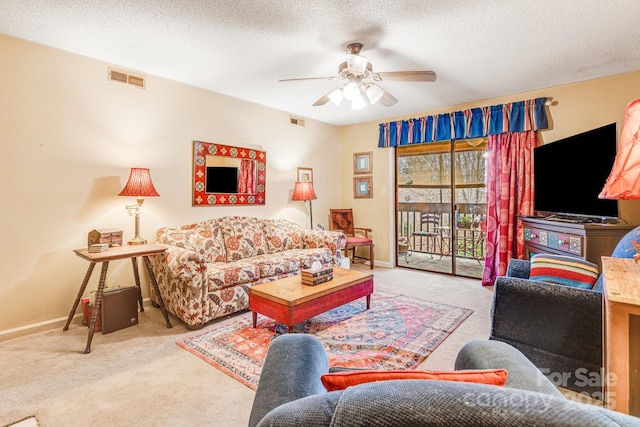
[520,217,635,271]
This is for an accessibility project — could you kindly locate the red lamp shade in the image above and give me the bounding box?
[291,181,317,201]
[599,98,640,200]
[118,168,160,198]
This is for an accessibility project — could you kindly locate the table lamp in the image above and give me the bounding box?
[599,98,640,262]
[118,167,160,245]
[599,99,640,200]
[292,181,317,229]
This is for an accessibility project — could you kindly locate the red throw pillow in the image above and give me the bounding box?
[320,369,508,392]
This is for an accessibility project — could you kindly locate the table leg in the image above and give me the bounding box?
[85,261,109,354]
[130,257,145,312]
[288,324,294,333]
[366,294,371,309]
[142,255,172,328]
[63,262,96,331]
[252,311,257,328]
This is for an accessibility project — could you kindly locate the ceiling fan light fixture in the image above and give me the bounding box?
[327,87,344,106]
[346,53,368,74]
[350,92,366,110]
[342,78,360,101]
[365,84,384,105]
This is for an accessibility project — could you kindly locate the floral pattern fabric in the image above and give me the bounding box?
[207,260,261,291]
[263,218,303,253]
[219,216,269,261]
[156,226,226,263]
[149,216,346,329]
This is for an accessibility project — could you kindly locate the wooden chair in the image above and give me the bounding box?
[329,209,374,269]
[406,212,441,263]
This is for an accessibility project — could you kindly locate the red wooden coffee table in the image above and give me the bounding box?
[248,267,374,332]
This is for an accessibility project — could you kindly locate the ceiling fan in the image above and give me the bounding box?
[279,43,436,110]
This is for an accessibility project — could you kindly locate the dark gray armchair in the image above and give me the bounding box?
[490,226,639,397]
[490,258,603,396]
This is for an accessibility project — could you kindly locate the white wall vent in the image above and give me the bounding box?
[289,116,305,127]
[108,68,145,88]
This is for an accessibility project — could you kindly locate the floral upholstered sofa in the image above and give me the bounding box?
[148,216,346,329]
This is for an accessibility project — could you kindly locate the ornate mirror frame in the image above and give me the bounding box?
[192,140,266,206]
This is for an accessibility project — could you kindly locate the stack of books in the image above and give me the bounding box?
[301,266,334,285]
[88,243,109,253]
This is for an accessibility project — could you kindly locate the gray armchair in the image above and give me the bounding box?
[491,258,603,396]
[490,226,639,397]
[248,334,640,426]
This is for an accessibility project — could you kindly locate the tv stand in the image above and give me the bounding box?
[520,217,635,272]
[545,216,583,224]
[543,214,615,224]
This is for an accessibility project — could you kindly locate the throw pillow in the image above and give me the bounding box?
[529,254,599,289]
[320,369,508,392]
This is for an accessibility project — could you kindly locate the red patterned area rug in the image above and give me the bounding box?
[176,291,473,390]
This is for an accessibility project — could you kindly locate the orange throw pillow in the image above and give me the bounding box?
[320,369,508,392]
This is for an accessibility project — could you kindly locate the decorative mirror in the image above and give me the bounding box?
[192,140,266,206]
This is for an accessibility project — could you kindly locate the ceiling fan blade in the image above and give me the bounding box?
[375,71,437,82]
[312,93,330,106]
[379,90,398,107]
[278,76,340,82]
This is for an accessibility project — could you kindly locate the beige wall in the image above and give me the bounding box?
[0,34,341,339]
[2,32,639,340]
[338,71,640,268]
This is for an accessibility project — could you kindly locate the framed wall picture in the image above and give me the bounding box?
[353,151,372,174]
[353,176,372,198]
[297,167,313,183]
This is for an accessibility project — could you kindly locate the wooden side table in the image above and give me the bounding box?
[63,244,172,353]
[602,256,640,415]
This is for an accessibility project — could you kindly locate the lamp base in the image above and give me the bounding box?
[127,237,147,245]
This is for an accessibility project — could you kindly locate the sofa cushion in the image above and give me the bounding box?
[219,216,269,261]
[320,369,508,392]
[282,248,333,269]
[529,254,599,289]
[156,226,226,263]
[263,219,304,253]
[207,260,261,291]
[253,254,301,278]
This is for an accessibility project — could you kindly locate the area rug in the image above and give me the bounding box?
[176,291,473,390]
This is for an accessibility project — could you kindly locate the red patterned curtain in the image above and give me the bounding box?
[482,131,540,286]
[238,159,255,193]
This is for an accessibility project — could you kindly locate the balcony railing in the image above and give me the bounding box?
[398,205,486,262]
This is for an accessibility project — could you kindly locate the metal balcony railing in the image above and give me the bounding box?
[398,206,486,262]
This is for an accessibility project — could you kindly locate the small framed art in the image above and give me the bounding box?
[353,152,372,175]
[353,176,372,198]
[297,167,313,183]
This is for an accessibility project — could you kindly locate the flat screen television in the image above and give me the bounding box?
[205,166,238,193]
[533,123,619,222]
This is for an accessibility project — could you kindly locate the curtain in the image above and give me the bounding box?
[482,131,540,286]
[238,159,255,193]
[378,97,549,147]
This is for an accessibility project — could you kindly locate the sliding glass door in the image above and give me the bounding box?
[396,139,487,279]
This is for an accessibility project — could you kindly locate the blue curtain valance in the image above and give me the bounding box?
[378,97,549,147]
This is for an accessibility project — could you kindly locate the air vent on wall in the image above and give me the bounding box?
[289,116,305,127]
[108,68,145,88]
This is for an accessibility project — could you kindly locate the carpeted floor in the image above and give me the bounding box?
[0,265,494,427]
[177,292,473,390]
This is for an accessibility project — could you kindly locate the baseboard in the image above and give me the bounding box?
[0,298,153,343]
[350,260,392,269]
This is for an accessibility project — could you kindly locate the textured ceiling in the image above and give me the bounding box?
[2,0,640,126]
